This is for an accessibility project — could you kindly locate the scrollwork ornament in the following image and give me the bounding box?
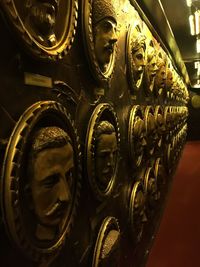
[1,0,78,60]
[85,103,120,201]
[1,100,82,263]
[82,0,118,84]
[92,216,120,267]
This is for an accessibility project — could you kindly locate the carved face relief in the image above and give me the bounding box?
[132,46,146,85]
[1,101,82,261]
[31,143,74,241]
[155,64,167,89]
[95,132,118,190]
[93,18,118,73]
[166,68,173,90]
[26,0,60,46]
[146,44,158,91]
[129,182,147,243]
[2,0,78,59]
[133,117,146,164]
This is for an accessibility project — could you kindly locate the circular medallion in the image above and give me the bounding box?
[1,0,78,60]
[128,105,146,168]
[92,217,120,267]
[126,22,146,93]
[129,181,147,243]
[144,106,158,156]
[1,101,82,262]
[85,103,120,201]
[82,0,119,84]
[143,167,159,210]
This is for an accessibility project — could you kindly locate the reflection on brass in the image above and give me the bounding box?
[1,101,82,262]
[144,39,158,94]
[1,0,78,59]
[126,23,146,93]
[85,103,120,200]
[92,217,120,267]
[154,50,167,97]
[129,181,147,244]
[128,105,146,168]
[82,0,118,83]
[154,158,165,192]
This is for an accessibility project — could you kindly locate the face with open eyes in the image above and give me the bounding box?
[132,46,146,85]
[155,64,167,89]
[95,133,118,190]
[30,142,74,240]
[93,18,118,72]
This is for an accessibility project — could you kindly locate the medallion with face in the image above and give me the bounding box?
[1,101,81,262]
[127,23,146,93]
[28,127,74,241]
[129,181,147,243]
[82,0,119,83]
[154,51,167,97]
[144,39,158,94]
[1,0,78,59]
[86,103,120,201]
[95,121,118,191]
[128,106,147,168]
[144,106,159,156]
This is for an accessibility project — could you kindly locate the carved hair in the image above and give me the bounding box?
[95,121,115,141]
[92,0,117,26]
[131,26,146,54]
[27,126,72,179]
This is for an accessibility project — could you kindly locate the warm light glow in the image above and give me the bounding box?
[186,0,192,7]
[195,10,200,35]
[189,14,195,35]
[196,38,200,53]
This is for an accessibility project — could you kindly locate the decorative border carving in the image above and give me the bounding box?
[92,216,120,267]
[85,103,120,201]
[1,100,82,262]
[1,0,78,60]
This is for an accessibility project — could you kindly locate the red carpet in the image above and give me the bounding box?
[145,141,200,267]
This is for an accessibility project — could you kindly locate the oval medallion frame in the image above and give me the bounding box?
[1,101,82,262]
[1,0,78,60]
[129,181,147,244]
[92,216,120,267]
[82,0,118,84]
[126,22,146,94]
[85,103,120,201]
[128,105,146,168]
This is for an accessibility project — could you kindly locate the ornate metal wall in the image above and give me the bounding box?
[0,0,189,266]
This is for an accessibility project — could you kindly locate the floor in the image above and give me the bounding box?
[145,141,200,267]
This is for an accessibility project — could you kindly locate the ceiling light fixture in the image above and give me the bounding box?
[196,37,200,53]
[195,10,200,35]
[189,14,195,35]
